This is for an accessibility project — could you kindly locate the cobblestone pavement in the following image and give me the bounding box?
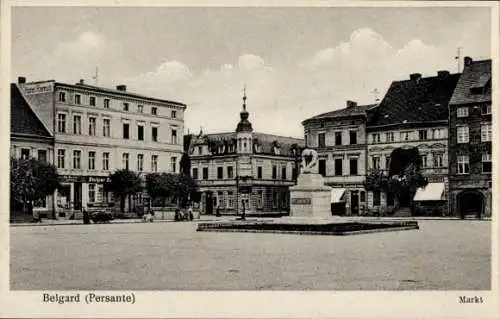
[10,220,490,290]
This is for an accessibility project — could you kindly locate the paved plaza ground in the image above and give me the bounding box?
[10,219,490,290]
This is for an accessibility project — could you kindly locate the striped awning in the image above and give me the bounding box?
[331,188,346,203]
[414,183,445,201]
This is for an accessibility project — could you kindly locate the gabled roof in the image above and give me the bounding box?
[449,59,491,105]
[368,72,460,128]
[303,103,377,125]
[11,83,53,139]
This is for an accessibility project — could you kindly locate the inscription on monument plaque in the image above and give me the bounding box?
[291,198,311,205]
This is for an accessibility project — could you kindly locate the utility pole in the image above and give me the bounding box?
[455,47,461,73]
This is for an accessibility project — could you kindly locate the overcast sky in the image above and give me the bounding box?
[12,6,491,138]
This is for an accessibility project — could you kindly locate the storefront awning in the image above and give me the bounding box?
[331,188,346,203]
[414,183,445,201]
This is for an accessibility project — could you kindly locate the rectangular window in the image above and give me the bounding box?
[335,132,342,145]
[432,128,444,139]
[227,191,234,209]
[481,124,492,142]
[57,150,65,169]
[420,155,428,168]
[88,117,96,136]
[152,127,158,142]
[360,191,366,202]
[457,126,469,143]
[372,133,381,143]
[202,167,208,180]
[481,104,491,115]
[137,105,143,113]
[171,110,177,118]
[418,130,428,141]
[433,153,443,168]
[457,155,470,174]
[227,166,234,179]
[457,107,469,117]
[123,123,130,139]
[272,165,277,179]
[281,166,287,180]
[192,167,198,179]
[171,129,178,144]
[73,150,81,169]
[482,154,492,173]
[88,151,96,170]
[272,191,278,208]
[171,157,177,173]
[137,154,144,171]
[138,125,144,141]
[104,99,110,109]
[373,191,381,206]
[349,158,358,175]
[257,191,264,209]
[372,156,381,169]
[151,107,157,115]
[386,132,394,142]
[20,148,30,159]
[37,150,47,162]
[102,152,110,171]
[88,184,96,203]
[122,153,129,170]
[73,115,81,135]
[400,131,410,141]
[385,156,391,170]
[89,96,96,106]
[318,159,326,176]
[58,91,66,102]
[151,155,158,173]
[334,158,342,176]
[57,113,66,133]
[74,94,81,105]
[123,102,129,111]
[217,166,223,179]
[349,131,357,145]
[103,119,110,137]
[318,133,326,148]
[257,166,263,179]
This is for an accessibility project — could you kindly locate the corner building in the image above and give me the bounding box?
[448,57,492,218]
[16,77,186,217]
[187,95,303,216]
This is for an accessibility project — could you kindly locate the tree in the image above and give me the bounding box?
[364,168,389,192]
[105,169,143,213]
[145,173,170,208]
[10,157,60,216]
[145,172,198,208]
[171,173,197,207]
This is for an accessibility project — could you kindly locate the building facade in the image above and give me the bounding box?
[302,100,377,216]
[10,83,55,218]
[16,77,186,217]
[366,71,460,215]
[187,94,303,216]
[448,57,492,218]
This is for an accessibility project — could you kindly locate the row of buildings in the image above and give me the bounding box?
[10,56,492,218]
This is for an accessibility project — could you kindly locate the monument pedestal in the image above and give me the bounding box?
[289,173,332,218]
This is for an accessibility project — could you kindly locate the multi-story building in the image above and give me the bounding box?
[366,71,460,215]
[448,57,492,218]
[16,77,186,217]
[10,83,55,218]
[187,93,303,216]
[302,100,377,215]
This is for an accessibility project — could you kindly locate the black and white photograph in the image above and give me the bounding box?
[1,1,499,318]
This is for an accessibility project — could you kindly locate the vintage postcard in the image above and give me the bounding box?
[1,0,499,318]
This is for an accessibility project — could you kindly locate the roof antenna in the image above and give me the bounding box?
[92,66,99,86]
[455,47,461,73]
[371,88,380,102]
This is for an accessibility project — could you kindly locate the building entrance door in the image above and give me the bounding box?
[73,183,82,210]
[457,191,483,219]
[205,192,213,215]
[351,191,359,216]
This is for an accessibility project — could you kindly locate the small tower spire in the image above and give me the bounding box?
[242,84,247,111]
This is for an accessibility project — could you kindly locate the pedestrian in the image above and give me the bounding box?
[188,204,194,221]
[82,205,90,224]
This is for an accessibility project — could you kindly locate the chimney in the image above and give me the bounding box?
[18,76,26,84]
[410,73,422,81]
[437,70,450,78]
[79,79,84,85]
[464,56,473,67]
[116,85,127,91]
[346,100,358,108]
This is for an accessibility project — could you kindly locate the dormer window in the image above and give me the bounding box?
[198,146,203,155]
[481,104,491,115]
[228,144,235,153]
[218,144,225,154]
[470,74,491,95]
[254,144,262,153]
[273,146,280,155]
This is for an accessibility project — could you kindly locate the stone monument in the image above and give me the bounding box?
[289,149,332,218]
